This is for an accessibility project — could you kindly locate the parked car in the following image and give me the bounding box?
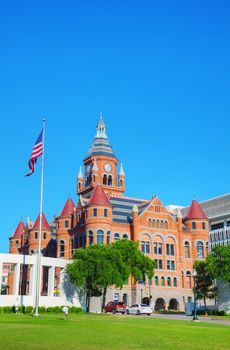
[105,301,126,314]
[126,304,152,315]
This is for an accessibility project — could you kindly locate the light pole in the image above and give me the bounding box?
[193,269,199,321]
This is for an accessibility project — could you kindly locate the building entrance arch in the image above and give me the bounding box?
[155,298,166,311]
[169,298,179,310]
[142,297,150,305]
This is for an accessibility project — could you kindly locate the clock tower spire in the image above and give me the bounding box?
[77,114,125,198]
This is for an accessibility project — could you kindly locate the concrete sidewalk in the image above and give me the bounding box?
[150,313,230,326]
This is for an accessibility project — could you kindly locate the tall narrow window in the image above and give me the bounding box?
[93,208,97,217]
[158,243,162,255]
[108,175,112,186]
[186,271,191,288]
[97,230,104,244]
[159,260,163,269]
[146,242,150,254]
[43,232,47,239]
[104,209,108,217]
[107,231,110,244]
[65,220,69,228]
[197,241,204,258]
[202,222,206,230]
[60,240,65,257]
[192,222,196,230]
[173,277,177,287]
[155,276,159,286]
[184,241,190,258]
[161,277,165,286]
[35,232,38,239]
[167,277,171,286]
[89,231,93,245]
[103,174,107,185]
[141,241,145,253]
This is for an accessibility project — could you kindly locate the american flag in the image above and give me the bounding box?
[25,129,43,176]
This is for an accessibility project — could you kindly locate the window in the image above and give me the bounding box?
[93,208,97,217]
[123,234,128,239]
[173,277,177,287]
[141,241,145,253]
[114,233,120,241]
[35,232,38,239]
[161,277,165,286]
[171,261,175,270]
[202,222,206,230]
[60,240,65,257]
[167,260,170,270]
[43,232,47,239]
[71,238,74,255]
[192,222,196,230]
[65,220,69,228]
[104,209,108,217]
[197,241,204,258]
[89,231,93,245]
[159,260,163,269]
[184,241,190,258]
[186,271,192,288]
[15,240,19,247]
[166,244,174,256]
[167,277,171,286]
[146,242,150,254]
[154,242,162,255]
[107,231,110,244]
[206,242,209,256]
[155,276,159,286]
[167,260,175,270]
[108,175,112,186]
[103,174,107,185]
[97,230,104,244]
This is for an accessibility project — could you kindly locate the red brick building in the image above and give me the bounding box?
[9,115,209,310]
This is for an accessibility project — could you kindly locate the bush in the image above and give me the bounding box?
[38,306,46,313]
[68,306,82,313]
[25,306,34,314]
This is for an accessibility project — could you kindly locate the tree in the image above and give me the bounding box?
[66,240,155,312]
[206,245,230,284]
[112,239,155,283]
[193,261,218,308]
[66,244,128,312]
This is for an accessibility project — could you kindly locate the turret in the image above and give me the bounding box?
[77,166,83,193]
[9,221,25,254]
[118,163,125,190]
[28,213,52,256]
[91,158,98,184]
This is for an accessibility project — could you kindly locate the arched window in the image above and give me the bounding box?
[107,231,110,244]
[60,240,65,257]
[123,234,128,239]
[206,242,209,256]
[184,241,190,258]
[43,232,47,239]
[197,241,204,258]
[97,230,104,244]
[119,179,123,187]
[155,276,159,286]
[89,231,93,245]
[103,174,107,185]
[108,175,112,186]
[186,271,191,288]
[167,277,171,286]
[30,250,34,255]
[161,277,165,286]
[114,233,120,241]
[148,218,151,227]
[173,277,177,287]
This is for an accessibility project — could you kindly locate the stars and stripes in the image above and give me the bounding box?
[25,129,43,176]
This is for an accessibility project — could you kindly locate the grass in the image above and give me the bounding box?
[0,313,229,350]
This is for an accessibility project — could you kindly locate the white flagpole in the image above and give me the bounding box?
[34,119,46,317]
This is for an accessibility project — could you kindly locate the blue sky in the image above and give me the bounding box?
[0,1,229,252]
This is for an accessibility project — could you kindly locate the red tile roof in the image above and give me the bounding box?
[59,197,74,216]
[12,221,25,239]
[33,213,50,229]
[186,199,207,220]
[88,185,111,206]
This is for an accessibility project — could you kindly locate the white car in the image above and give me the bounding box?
[126,304,152,316]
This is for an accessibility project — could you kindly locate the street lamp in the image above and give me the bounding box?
[193,269,199,321]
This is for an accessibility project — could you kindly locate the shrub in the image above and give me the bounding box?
[38,306,46,313]
[68,306,82,313]
[25,306,34,314]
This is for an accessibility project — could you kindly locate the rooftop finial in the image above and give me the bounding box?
[96,113,107,138]
[119,163,125,176]
[77,166,83,179]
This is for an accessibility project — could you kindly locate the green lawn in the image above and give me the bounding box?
[0,313,229,350]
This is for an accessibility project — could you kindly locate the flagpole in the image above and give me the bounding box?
[34,119,45,317]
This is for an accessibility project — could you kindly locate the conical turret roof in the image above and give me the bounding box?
[59,197,74,216]
[11,221,25,239]
[88,185,111,206]
[33,213,50,230]
[87,114,116,158]
[186,199,207,220]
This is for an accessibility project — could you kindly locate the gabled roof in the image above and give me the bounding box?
[11,221,25,239]
[88,185,111,206]
[186,199,208,220]
[59,197,74,217]
[33,213,50,230]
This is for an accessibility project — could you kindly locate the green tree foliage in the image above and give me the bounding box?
[193,261,218,308]
[66,240,155,312]
[206,245,230,284]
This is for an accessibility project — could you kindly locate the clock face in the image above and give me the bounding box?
[104,163,112,173]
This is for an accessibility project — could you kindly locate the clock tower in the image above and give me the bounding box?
[77,114,125,198]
